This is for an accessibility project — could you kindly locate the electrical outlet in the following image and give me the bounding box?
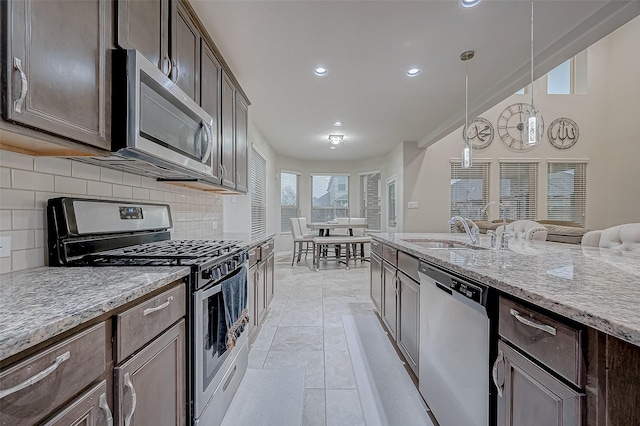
[211,221,218,230]
[0,236,11,257]
[407,201,419,209]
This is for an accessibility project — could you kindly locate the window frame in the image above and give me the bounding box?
[450,161,491,228]
[280,170,300,234]
[499,161,539,221]
[546,160,587,226]
[311,174,350,222]
[250,148,267,239]
[360,170,382,232]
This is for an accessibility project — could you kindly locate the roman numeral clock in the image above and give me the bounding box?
[497,103,544,151]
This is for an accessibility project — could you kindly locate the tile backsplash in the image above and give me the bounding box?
[0,150,224,273]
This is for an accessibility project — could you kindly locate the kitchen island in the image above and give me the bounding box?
[370,232,640,426]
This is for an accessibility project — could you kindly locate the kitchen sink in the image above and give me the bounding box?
[401,239,487,250]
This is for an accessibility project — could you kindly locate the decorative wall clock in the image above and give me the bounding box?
[462,117,494,149]
[497,103,544,151]
[547,117,579,149]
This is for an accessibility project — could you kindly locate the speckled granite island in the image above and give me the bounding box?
[0,266,190,362]
[372,233,640,347]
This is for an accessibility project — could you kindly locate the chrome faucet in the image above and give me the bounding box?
[449,216,479,245]
[481,201,509,249]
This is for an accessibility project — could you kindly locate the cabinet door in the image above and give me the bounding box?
[496,340,583,426]
[266,253,275,306]
[247,264,257,330]
[382,262,397,339]
[255,262,267,326]
[370,253,382,312]
[234,93,249,193]
[200,41,222,183]
[114,320,186,426]
[41,380,112,426]
[172,1,199,102]
[4,0,110,149]
[397,271,419,375]
[220,73,236,189]
[116,0,169,74]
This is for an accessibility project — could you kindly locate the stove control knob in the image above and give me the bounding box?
[220,263,228,275]
[202,269,213,280]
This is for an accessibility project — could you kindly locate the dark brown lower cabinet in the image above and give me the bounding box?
[42,380,112,426]
[382,261,397,339]
[114,320,185,426]
[496,341,583,426]
[370,253,382,312]
[266,251,274,306]
[397,271,419,376]
[255,262,267,326]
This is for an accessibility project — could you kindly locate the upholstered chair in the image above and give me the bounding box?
[496,220,548,241]
[581,223,640,253]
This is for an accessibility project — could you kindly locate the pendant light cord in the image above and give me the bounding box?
[530,0,534,108]
[465,58,469,145]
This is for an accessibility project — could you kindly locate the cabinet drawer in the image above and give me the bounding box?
[398,251,419,282]
[42,380,111,426]
[499,296,584,387]
[0,322,107,426]
[382,245,397,266]
[116,283,186,362]
[249,246,260,266]
[371,239,383,257]
[261,239,274,257]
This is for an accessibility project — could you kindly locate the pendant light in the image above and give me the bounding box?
[524,1,542,146]
[460,50,475,169]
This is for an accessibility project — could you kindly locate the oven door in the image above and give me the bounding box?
[112,50,215,178]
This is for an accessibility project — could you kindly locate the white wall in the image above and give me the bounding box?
[401,16,640,232]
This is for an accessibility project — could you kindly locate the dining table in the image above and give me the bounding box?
[306,222,368,236]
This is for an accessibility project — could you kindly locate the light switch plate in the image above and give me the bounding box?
[407,201,419,209]
[0,237,11,257]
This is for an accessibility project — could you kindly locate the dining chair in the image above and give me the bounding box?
[348,218,370,262]
[496,220,548,241]
[290,217,314,266]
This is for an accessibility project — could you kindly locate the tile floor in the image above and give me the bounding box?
[227,255,429,426]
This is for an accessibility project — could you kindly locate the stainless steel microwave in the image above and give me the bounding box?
[104,49,216,182]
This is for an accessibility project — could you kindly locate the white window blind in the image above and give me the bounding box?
[280,172,299,233]
[360,171,381,232]
[499,162,538,220]
[251,148,267,239]
[547,162,587,225]
[311,175,349,222]
[450,162,491,224]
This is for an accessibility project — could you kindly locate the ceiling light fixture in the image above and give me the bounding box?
[524,1,542,146]
[314,66,328,76]
[406,68,421,77]
[333,121,343,127]
[460,50,475,169]
[461,0,482,7]
[328,134,344,145]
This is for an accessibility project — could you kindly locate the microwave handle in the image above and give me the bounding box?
[200,121,213,164]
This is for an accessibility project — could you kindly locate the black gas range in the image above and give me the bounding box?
[47,197,250,426]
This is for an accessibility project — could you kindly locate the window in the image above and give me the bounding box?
[251,148,266,239]
[547,162,587,225]
[450,162,490,225]
[280,171,299,233]
[499,162,538,220]
[360,171,381,232]
[311,174,349,222]
[547,59,572,94]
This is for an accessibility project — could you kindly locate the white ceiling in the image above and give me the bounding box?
[191,0,640,161]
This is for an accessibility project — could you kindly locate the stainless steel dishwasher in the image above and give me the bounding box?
[418,260,490,426]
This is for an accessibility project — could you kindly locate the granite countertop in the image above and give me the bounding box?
[371,233,640,347]
[0,266,190,361]
[211,233,276,247]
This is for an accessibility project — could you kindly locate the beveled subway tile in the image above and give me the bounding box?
[263,350,324,388]
[271,326,324,351]
[325,350,357,389]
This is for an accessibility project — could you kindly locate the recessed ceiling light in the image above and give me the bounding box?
[314,67,328,76]
[461,0,482,8]
[329,146,337,150]
[406,68,421,77]
[333,121,343,127]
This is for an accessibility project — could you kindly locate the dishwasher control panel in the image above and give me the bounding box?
[451,279,483,304]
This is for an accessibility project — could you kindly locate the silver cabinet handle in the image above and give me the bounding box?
[171,60,179,83]
[143,296,173,316]
[99,392,113,426]
[220,163,225,178]
[162,55,171,76]
[510,309,557,336]
[201,122,213,163]
[13,57,28,113]
[492,349,504,397]
[123,372,137,426]
[0,351,70,399]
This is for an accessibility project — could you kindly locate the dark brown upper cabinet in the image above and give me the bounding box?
[235,93,249,193]
[220,72,236,189]
[3,0,111,150]
[200,41,222,183]
[117,0,171,76]
[172,0,200,102]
